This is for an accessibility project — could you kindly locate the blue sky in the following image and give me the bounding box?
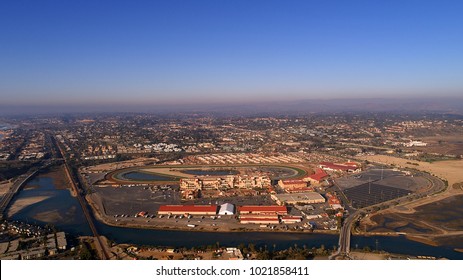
[1,0,462,106]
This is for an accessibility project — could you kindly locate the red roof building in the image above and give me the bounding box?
[158,205,218,215]
[239,214,280,219]
[240,217,280,224]
[238,205,288,215]
[305,168,329,183]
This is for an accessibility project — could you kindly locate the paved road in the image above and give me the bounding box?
[330,210,359,260]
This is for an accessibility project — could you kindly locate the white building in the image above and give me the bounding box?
[404,140,427,147]
[218,203,235,215]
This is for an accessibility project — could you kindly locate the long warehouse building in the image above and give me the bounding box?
[271,192,325,205]
[158,205,218,216]
[238,205,288,215]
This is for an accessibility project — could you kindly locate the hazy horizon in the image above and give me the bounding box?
[1,96,463,116]
[1,1,463,107]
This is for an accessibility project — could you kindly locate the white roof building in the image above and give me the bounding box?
[218,203,235,215]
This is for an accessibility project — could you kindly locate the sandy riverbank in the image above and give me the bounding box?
[7,196,51,216]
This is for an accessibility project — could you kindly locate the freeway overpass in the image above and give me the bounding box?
[0,170,37,219]
[330,210,359,260]
[0,161,56,219]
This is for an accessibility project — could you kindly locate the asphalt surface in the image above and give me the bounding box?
[330,167,446,260]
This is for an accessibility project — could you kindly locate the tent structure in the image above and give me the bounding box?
[218,203,235,215]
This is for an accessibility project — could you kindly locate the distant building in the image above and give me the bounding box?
[21,249,45,260]
[56,232,67,250]
[404,140,427,147]
[158,205,218,216]
[319,162,360,173]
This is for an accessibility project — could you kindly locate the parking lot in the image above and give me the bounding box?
[335,166,429,209]
[343,183,411,208]
[94,185,180,216]
[90,184,336,231]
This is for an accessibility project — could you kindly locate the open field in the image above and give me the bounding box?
[83,157,159,173]
[356,155,463,186]
[415,135,463,156]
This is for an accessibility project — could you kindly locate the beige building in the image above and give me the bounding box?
[180,175,271,193]
[271,192,325,205]
[278,179,308,191]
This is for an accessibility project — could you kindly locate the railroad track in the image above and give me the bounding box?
[54,136,110,260]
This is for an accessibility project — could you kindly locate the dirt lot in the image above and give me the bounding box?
[0,180,12,196]
[357,155,463,186]
[83,157,159,173]
[415,135,463,156]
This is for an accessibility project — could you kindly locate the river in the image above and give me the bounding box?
[7,173,463,259]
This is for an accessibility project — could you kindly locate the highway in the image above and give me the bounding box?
[0,169,39,219]
[330,210,359,260]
